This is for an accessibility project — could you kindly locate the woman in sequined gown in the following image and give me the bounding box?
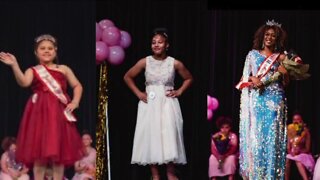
[124,28,193,180]
[236,20,290,179]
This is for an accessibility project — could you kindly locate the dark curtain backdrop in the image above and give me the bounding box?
[97,0,209,180]
[0,1,96,175]
[209,10,320,168]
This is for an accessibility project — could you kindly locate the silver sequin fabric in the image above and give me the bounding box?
[239,50,287,180]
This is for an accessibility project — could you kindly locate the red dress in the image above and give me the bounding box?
[15,67,83,167]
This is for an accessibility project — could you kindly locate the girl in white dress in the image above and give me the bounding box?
[124,28,193,180]
[313,157,320,180]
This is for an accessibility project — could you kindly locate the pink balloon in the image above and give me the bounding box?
[102,26,121,46]
[119,30,132,48]
[96,41,109,64]
[211,97,219,111]
[207,109,213,120]
[107,46,125,65]
[99,19,115,30]
[207,95,213,109]
[96,23,102,41]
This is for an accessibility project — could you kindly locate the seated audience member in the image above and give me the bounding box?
[286,112,315,180]
[0,136,29,180]
[72,131,96,180]
[209,116,238,180]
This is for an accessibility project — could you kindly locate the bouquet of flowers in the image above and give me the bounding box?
[212,133,230,171]
[7,150,23,171]
[261,49,310,89]
[213,133,230,155]
[288,123,305,139]
[84,165,96,179]
[287,123,306,155]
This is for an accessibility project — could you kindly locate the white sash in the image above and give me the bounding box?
[32,65,77,122]
[256,53,280,78]
[236,53,280,90]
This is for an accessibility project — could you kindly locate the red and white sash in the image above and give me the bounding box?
[32,65,77,122]
[235,53,280,90]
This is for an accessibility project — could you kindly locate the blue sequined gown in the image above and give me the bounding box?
[239,50,287,180]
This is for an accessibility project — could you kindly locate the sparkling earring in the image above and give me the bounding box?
[261,43,265,49]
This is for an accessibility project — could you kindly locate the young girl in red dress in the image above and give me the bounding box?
[0,34,83,180]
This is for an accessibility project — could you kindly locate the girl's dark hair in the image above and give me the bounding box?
[1,136,16,151]
[252,22,287,53]
[81,129,91,137]
[152,27,169,42]
[292,110,303,117]
[216,116,233,129]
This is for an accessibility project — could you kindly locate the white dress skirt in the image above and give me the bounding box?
[313,157,320,180]
[131,56,187,165]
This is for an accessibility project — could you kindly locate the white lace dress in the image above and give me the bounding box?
[131,56,187,165]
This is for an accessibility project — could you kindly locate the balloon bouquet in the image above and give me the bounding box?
[96,18,132,180]
[207,95,219,120]
[96,19,132,65]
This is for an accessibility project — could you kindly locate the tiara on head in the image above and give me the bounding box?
[266,19,282,28]
[35,34,57,44]
[153,28,168,38]
[159,32,168,38]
